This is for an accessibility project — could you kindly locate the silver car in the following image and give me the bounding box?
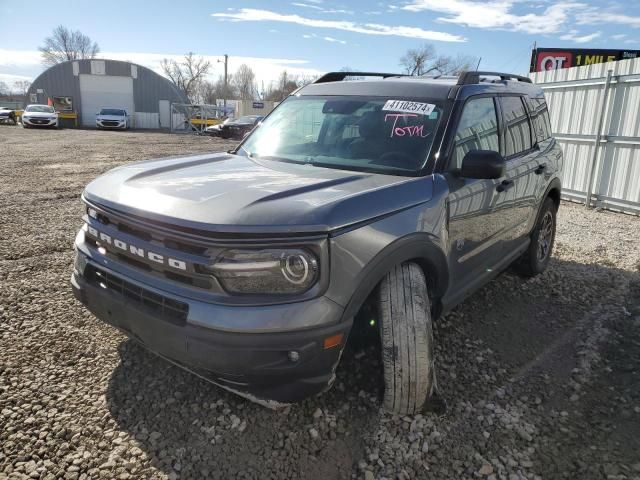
[96,108,130,130]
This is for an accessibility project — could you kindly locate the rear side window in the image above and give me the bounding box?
[450,97,499,170]
[501,96,533,157]
[528,97,552,143]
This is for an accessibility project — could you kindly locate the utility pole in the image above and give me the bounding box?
[218,54,229,112]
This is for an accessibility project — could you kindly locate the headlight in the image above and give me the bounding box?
[206,248,319,294]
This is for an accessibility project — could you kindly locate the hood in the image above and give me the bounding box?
[24,111,56,118]
[83,153,434,234]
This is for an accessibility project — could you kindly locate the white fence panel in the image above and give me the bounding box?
[530,57,640,214]
[134,112,159,129]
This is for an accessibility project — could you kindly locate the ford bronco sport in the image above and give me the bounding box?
[72,71,562,414]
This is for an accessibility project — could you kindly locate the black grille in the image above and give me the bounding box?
[85,265,188,324]
[102,120,120,127]
[31,119,50,124]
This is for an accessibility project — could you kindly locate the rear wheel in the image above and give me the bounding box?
[515,197,557,276]
[378,262,436,414]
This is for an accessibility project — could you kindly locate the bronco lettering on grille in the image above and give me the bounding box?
[85,225,187,271]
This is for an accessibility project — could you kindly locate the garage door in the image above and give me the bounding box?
[79,74,134,127]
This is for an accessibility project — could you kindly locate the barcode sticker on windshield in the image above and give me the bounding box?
[382,100,436,116]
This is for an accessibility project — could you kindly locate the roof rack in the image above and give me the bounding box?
[457,71,532,85]
[314,71,408,84]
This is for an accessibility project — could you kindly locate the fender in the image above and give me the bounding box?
[340,233,449,322]
[533,176,562,230]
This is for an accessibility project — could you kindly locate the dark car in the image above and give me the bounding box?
[0,107,17,125]
[72,71,563,413]
[209,115,263,139]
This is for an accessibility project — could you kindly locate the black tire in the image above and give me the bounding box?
[515,197,557,277]
[378,262,435,414]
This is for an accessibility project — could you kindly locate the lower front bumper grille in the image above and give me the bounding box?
[100,121,121,127]
[84,264,188,324]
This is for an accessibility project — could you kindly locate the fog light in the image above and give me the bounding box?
[288,351,300,363]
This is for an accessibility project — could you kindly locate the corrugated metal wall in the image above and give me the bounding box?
[28,59,188,128]
[530,58,640,215]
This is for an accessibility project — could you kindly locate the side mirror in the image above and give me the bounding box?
[460,150,505,179]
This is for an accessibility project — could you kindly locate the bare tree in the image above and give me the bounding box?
[195,80,216,105]
[13,80,31,96]
[161,52,211,104]
[232,64,257,101]
[0,81,9,96]
[213,74,236,101]
[265,70,300,101]
[437,53,478,75]
[400,44,479,77]
[39,25,100,66]
[400,44,437,75]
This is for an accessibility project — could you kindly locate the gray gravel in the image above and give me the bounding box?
[1,127,640,479]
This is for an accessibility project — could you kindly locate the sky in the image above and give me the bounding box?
[1,0,639,90]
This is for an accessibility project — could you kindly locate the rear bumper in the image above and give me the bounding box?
[71,256,351,405]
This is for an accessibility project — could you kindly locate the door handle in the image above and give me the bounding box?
[534,163,547,175]
[496,179,514,192]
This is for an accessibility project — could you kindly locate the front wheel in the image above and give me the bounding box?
[378,262,436,414]
[515,197,557,276]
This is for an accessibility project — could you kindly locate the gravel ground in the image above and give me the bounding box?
[1,127,639,480]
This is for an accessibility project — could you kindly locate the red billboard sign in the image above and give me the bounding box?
[530,48,640,72]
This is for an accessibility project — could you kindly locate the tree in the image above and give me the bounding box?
[39,25,100,66]
[399,44,479,76]
[400,44,437,75]
[213,74,236,101]
[13,80,31,96]
[264,70,299,102]
[161,52,211,104]
[232,64,257,100]
[0,81,9,96]
[195,80,216,105]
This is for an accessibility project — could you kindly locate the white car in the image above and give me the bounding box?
[22,104,59,128]
[96,108,130,130]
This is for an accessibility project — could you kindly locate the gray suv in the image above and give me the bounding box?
[71,71,562,414]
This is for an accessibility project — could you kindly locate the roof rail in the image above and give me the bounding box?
[457,71,532,85]
[314,71,408,83]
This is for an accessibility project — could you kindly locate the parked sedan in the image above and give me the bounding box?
[22,105,58,128]
[0,107,17,125]
[206,115,263,139]
[96,108,130,130]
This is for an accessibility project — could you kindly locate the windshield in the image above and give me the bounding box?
[26,105,54,113]
[99,108,125,116]
[240,96,443,175]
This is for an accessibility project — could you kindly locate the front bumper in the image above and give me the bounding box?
[96,120,126,129]
[23,117,57,127]
[71,253,351,405]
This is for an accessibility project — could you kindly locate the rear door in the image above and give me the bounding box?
[497,96,544,243]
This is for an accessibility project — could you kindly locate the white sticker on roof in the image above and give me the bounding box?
[382,100,436,116]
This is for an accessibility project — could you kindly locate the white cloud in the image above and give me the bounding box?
[624,39,639,44]
[0,72,33,85]
[0,49,324,85]
[323,36,347,44]
[292,2,323,10]
[577,11,640,28]
[291,2,353,14]
[560,30,602,43]
[399,0,585,34]
[211,8,466,42]
[612,34,627,40]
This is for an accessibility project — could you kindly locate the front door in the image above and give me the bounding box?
[444,96,517,295]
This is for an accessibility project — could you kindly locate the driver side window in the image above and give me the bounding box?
[450,97,499,171]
